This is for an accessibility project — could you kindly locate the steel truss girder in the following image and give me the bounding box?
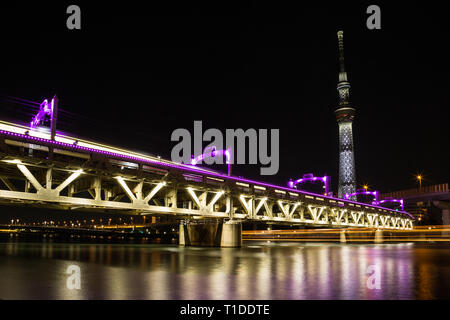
[0,160,414,229]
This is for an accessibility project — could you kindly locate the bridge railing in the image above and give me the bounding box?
[381,183,449,199]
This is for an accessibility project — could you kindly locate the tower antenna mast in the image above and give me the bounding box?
[335,31,357,199]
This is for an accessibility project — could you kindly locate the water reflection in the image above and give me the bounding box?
[0,240,449,299]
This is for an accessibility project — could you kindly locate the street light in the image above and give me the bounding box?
[416,174,422,191]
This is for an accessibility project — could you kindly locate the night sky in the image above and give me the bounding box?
[1,1,449,195]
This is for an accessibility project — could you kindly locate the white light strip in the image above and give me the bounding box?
[206,177,224,182]
[236,182,250,187]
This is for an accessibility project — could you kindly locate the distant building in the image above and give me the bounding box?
[380,183,450,225]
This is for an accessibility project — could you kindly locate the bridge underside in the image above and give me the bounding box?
[0,122,413,233]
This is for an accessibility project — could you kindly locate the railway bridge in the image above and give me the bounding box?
[0,118,414,247]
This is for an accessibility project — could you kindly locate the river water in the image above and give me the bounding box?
[0,240,449,299]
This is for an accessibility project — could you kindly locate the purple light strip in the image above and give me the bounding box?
[288,175,330,195]
[377,199,404,211]
[0,127,413,219]
[191,146,231,176]
[344,190,379,201]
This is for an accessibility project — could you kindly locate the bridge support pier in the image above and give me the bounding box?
[179,220,242,247]
[340,230,347,243]
[220,220,242,247]
[179,223,190,246]
[374,229,384,243]
[433,201,450,235]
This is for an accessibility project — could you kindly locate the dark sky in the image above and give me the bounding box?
[0,1,449,194]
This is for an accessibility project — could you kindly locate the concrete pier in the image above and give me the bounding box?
[179,223,190,246]
[340,230,347,243]
[220,221,242,247]
[179,220,242,247]
[374,229,384,243]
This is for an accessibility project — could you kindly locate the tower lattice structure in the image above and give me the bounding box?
[335,31,357,199]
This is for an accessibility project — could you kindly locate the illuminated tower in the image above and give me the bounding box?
[335,31,356,199]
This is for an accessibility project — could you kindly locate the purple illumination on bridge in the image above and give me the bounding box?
[30,98,54,129]
[288,173,330,195]
[0,125,414,219]
[376,198,404,211]
[191,146,231,176]
[344,190,379,202]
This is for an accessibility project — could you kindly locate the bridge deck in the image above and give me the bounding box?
[0,120,414,230]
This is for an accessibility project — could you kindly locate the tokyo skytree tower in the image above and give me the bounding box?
[335,31,357,199]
